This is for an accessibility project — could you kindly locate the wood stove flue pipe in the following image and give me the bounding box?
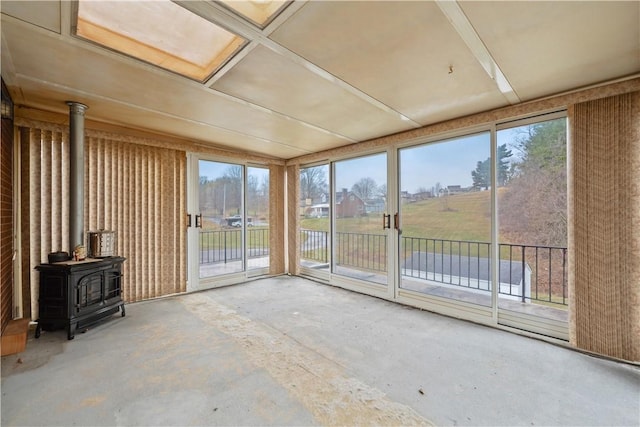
[67,101,88,255]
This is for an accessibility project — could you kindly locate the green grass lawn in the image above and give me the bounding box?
[300,192,567,305]
[301,191,492,242]
[400,192,491,242]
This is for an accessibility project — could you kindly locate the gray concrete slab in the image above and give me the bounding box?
[2,275,639,426]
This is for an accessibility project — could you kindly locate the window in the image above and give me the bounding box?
[247,166,270,271]
[399,132,492,305]
[75,0,246,82]
[496,115,568,320]
[218,0,289,28]
[299,164,330,270]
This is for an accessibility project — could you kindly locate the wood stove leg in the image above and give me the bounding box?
[121,304,126,317]
[67,323,76,340]
[35,322,41,339]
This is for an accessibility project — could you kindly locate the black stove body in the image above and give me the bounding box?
[35,256,126,340]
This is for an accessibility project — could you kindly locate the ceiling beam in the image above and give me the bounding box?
[174,0,422,128]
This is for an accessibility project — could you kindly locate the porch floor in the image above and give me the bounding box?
[2,276,638,426]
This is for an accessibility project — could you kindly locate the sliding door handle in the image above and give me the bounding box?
[382,214,391,229]
[394,213,400,231]
[195,214,202,228]
[186,213,192,228]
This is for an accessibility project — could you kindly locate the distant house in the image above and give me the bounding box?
[300,193,329,217]
[305,203,329,218]
[365,197,386,214]
[413,191,433,201]
[335,188,365,218]
[400,191,417,204]
[303,190,378,218]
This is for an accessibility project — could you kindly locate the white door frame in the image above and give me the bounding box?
[186,154,248,292]
[307,115,569,341]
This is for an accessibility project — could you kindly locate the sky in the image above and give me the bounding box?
[334,132,492,194]
[334,153,387,191]
[199,129,522,196]
[399,133,490,193]
[199,160,269,183]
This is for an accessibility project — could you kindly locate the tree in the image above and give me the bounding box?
[499,119,567,246]
[300,166,327,200]
[246,173,260,216]
[497,144,513,185]
[224,165,242,182]
[247,172,269,219]
[199,176,215,215]
[518,120,566,173]
[351,177,378,201]
[247,173,259,197]
[377,183,387,198]
[472,159,490,190]
[471,144,513,190]
[226,166,243,214]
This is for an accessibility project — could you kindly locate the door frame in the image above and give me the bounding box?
[186,153,247,292]
[299,115,569,341]
[329,148,395,301]
[393,126,497,325]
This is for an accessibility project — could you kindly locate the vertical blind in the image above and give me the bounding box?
[21,123,187,317]
[570,91,640,362]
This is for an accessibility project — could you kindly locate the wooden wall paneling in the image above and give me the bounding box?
[286,164,300,276]
[1,116,14,331]
[269,164,286,275]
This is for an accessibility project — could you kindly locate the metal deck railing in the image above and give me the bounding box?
[301,229,567,306]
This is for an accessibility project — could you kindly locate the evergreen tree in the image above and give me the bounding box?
[497,144,513,185]
[471,144,512,190]
[471,159,490,190]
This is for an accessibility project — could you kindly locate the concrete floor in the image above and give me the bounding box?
[2,275,639,426]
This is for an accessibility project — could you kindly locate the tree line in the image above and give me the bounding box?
[301,166,386,203]
[497,119,567,247]
[199,165,269,221]
[299,118,567,247]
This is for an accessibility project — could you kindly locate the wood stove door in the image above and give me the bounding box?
[75,271,104,316]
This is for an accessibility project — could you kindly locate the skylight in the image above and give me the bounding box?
[75,0,246,82]
[218,0,289,27]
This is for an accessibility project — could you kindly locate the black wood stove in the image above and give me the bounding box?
[35,256,126,340]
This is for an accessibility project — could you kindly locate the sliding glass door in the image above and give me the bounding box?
[398,133,492,308]
[188,157,270,290]
[246,166,270,273]
[298,113,568,340]
[300,164,330,276]
[196,160,244,280]
[333,153,389,287]
[495,114,568,337]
